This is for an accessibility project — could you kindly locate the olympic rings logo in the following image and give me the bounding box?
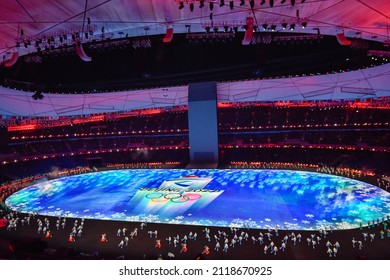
[145,192,202,203]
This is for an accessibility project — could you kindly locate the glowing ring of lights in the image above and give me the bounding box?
[145,193,165,202]
[145,192,202,203]
[165,193,189,203]
[170,193,202,203]
[182,193,202,200]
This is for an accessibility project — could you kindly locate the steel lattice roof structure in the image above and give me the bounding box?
[0,0,389,117]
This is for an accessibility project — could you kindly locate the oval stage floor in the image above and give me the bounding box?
[6,169,390,230]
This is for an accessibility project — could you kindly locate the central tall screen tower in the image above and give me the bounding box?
[187,81,219,168]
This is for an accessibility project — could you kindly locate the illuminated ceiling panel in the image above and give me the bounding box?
[1,63,389,117]
[1,0,389,57]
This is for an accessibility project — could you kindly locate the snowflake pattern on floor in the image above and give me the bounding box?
[6,169,390,230]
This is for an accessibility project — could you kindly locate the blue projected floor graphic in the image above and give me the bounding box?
[6,169,390,230]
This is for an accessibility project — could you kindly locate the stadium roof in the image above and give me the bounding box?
[1,63,389,117]
[0,0,389,117]
[1,0,389,56]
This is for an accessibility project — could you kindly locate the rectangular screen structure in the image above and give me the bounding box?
[188,82,219,166]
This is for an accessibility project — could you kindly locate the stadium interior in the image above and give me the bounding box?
[0,0,389,260]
